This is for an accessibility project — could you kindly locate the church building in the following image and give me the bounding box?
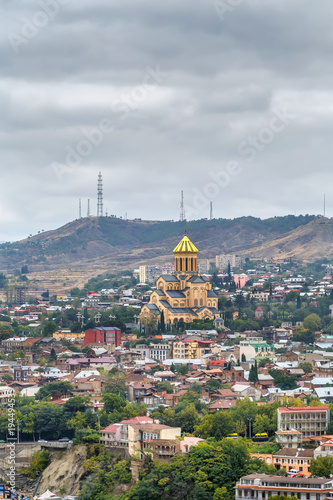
[139,232,220,326]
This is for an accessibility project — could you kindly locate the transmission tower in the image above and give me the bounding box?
[87,199,90,217]
[97,172,103,217]
[79,198,82,219]
[179,191,186,221]
[210,202,213,220]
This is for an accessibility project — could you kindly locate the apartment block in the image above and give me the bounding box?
[235,473,333,500]
[215,253,242,270]
[277,406,330,439]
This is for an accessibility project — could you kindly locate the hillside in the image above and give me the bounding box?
[0,214,325,293]
[244,217,333,261]
[0,215,317,269]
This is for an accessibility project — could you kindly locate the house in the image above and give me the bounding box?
[273,448,313,476]
[231,382,262,401]
[235,473,333,500]
[100,416,182,460]
[207,400,237,412]
[255,307,264,319]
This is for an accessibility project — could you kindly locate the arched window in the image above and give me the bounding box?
[200,298,203,306]
[194,299,198,307]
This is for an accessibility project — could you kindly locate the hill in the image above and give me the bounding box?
[0,214,325,293]
[244,217,333,261]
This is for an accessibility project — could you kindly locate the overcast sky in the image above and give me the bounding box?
[1,0,333,241]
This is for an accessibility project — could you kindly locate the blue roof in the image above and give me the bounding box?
[187,276,205,283]
[166,290,186,298]
[147,304,159,310]
[160,300,171,308]
[169,308,197,315]
[160,275,179,282]
[207,290,218,298]
[155,289,166,296]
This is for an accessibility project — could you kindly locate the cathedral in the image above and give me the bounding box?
[139,232,219,326]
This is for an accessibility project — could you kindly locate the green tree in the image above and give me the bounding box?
[102,393,127,413]
[309,455,333,478]
[36,381,74,400]
[34,403,68,440]
[304,313,322,333]
[175,404,199,433]
[42,320,57,337]
[103,373,127,399]
[157,381,174,394]
[176,364,188,376]
[194,411,235,440]
[48,347,57,362]
[299,361,313,374]
[253,414,271,435]
[205,379,222,392]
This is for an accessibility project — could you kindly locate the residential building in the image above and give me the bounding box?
[273,448,313,476]
[83,327,121,347]
[134,343,172,362]
[239,337,273,361]
[275,429,303,449]
[100,416,181,460]
[235,473,333,500]
[277,406,330,438]
[215,254,242,270]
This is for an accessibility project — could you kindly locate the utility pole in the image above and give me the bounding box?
[179,191,186,221]
[248,418,252,439]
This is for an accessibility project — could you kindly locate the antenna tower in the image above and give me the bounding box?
[180,191,186,221]
[324,193,326,217]
[210,202,213,220]
[97,171,103,217]
[79,198,82,219]
[87,199,90,217]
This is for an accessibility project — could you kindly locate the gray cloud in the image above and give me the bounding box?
[1,0,333,240]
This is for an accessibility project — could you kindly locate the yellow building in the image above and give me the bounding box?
[140,232,220,326]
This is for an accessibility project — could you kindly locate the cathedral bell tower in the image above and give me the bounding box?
[173,230,198,273]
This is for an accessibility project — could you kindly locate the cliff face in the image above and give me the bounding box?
[38,445,86,496]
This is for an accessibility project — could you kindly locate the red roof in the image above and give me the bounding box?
[278,406,329,413]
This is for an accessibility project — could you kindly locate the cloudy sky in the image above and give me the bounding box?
[1,0,333,241]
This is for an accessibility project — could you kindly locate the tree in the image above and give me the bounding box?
[304,313,322,333]
[176,364,188,376]
[253,414,271,435]
[63,396,90,415]
[21,265,29,274]
[102,393,126,413]
[103,373,127,399]
[175,404,199,433]
[299,361,313,374]
[157,381,174,394]
[194,411,235,440]
[309,455,333,478]
[48,347,57,362]
[241,353,246,362]
[34,403,68,440]
[205,379,222,392]
[142,313,158,334]
[42,321,57,337]
[36,381,73,400]
[160,311,165,333]
[248,361,259,383]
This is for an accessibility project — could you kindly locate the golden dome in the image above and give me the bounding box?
[173,231,199,253]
